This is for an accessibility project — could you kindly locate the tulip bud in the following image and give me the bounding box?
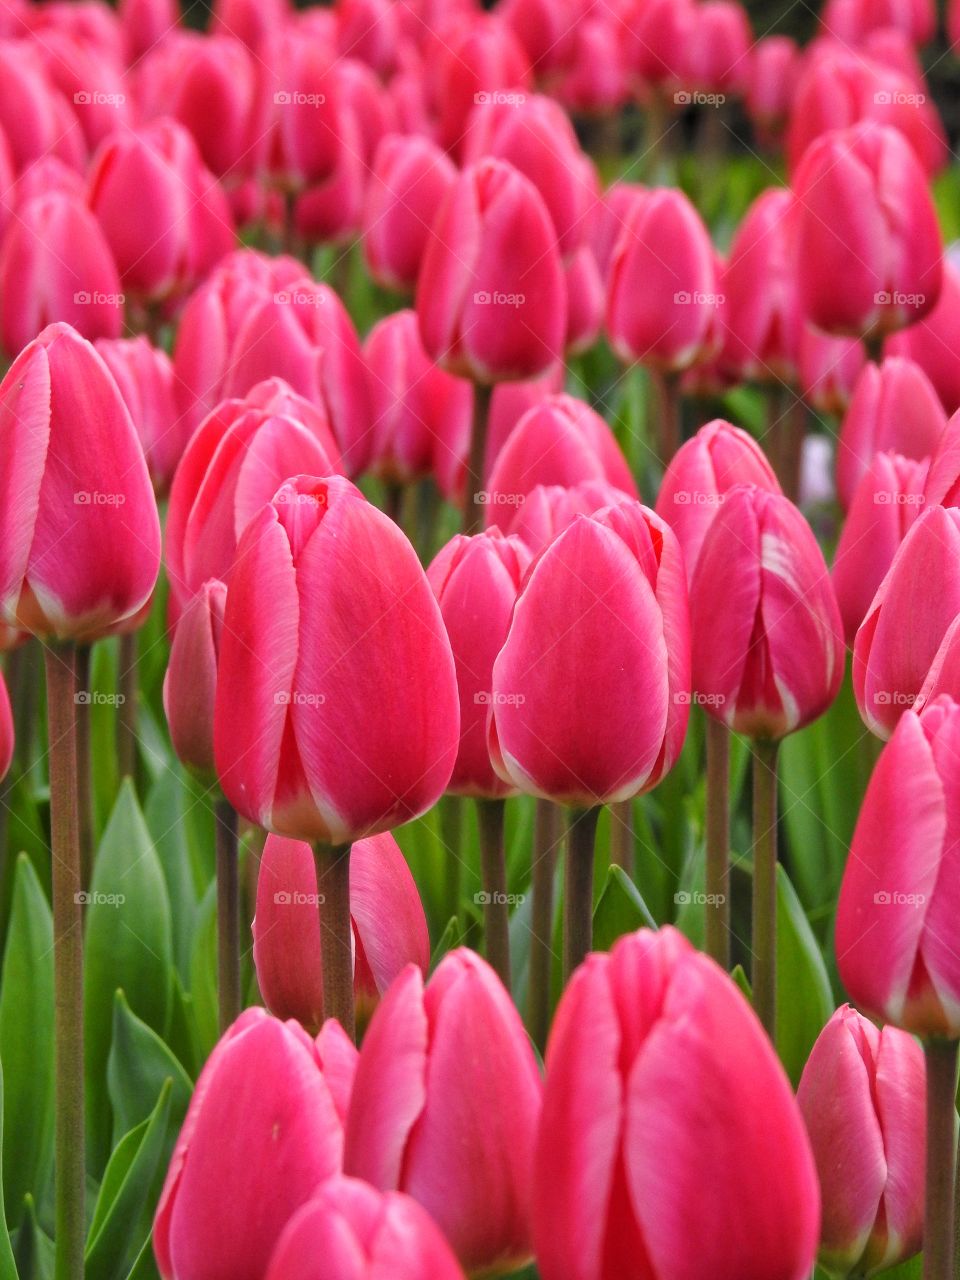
[655,419,781,578]
[499,0,577,74]
[210,0,287,51]
[837,695,960,1036]
[607,187,721,373]
[745,36,800,144]
[507,480,629,557]
[361,134,457,294]
[88,118,235,306]
[853,505,960,736]
[427,15,531,155]
[624,0,693,87]
[416,157,567,384]
[263,27,341,190]
[564,246,604,356]
[290,108,366,251]
[485,396,637,530]
[797,325,866,417]
[798,1005,925,1276]
[215,475,460,843]
[821,0,935,44]
[0,670,14,783]
[154,1008,356,1280]
[886,259,960,415]
[836,356,946,510]
[94,336,181,496]
[253,831,430,1030]
[0,323,160,642]
[833,452,928,644]
[792,122,942,340]
[266,1177,467,1280]
[690,486,844,738]
[674,0,752,96]
[489,502,690,805]
[484,364,566,472]
[344,950,542,1275]
[534,926,820,1280]
[117,0,179,64]
[0,41,84,172]
[163,579,226,777]
[337,0,401,75]
[555,15,627,116]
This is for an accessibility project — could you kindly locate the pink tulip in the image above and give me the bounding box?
[833,452,928,645]
[792,122,942,340]
[655,418,781,579]
[690,486,844,738]
[0,323,160,643]
[853,505,960,737]
[337,0,401,75]
[165,390,340,622]
[489,502,690,805]
[262,26,342,191]
[427,16,531,155]
[836,356,946,510]
[607,187,721,373]
[291,111,366,250]
[210,0,287,51]
[483,363,566,473]
[555,15,628,116]
[361,133,457,294]
[623,0,693,87]
[0,41,84,172]
[163,579,226,777]
[507,480,630,557]
[534,925,820,1280]
[590,182,648,281]
[117,0,179,63]
[215,475,459,842]
[718,189,802,384]
[88,118,235,306]
[364,309,472,491]
[344,950,542,1275]
[564,246,604,356]
[265,1177,466,1280]
[798,1005,925,1275]
[797,326,866,417]
[499,0,577,74]
[745,36,800,143]
[886,259,960,414]
[36,30,130,152]
[416,157,566,384]
[94,336,181,495]
[0,193,123,355]
[154,1008,356,1280]
[820,0,935,44]
[837,696,960,1036]
[674,0,752,96]
[427,530,532,797]
[484,396,637,531]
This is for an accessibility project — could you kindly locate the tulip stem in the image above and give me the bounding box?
[563,807,600,981]
[216,798,241,1033]
[75,644,93,894]
[923,1038,959,1280]
[609,799,634,873]
[751,738,779,1039]
[464,382,493,534]
[652,370,682,465]
[705,717,731,969]
[314,841,355,1042]
[44,643,85,1280]
[116,630,139,785]
[477,798,512,989]
[529,799,560,1050]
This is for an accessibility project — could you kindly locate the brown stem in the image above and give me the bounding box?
[924,1038,959,1280]
[528,799,560,1051]
[314,841,355,1042]
[476,798,511,989]
[563,807,600,981]
[609,799,634,873]
[652,370,682,464]
[464,382,493,533]
[751,738,779,1039]
[704,716,730,969]
[216,798,241,1033]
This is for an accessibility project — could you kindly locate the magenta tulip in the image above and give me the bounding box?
[555,15,627,117]
[797,326,867,417]
[745,36,800,144]
[163,579,226,777]
[675,0,752,96]
[117,0,179,62]
[427,15,531,155]
[564,245,604,356]
[262,26,342,191]
[344,950,542,1275]
[887,259,960,414]
[0,670,13,782]
[0,40,83,173]
[534,926,820,1280]
[508,480,630,557]
[94,336,181,495]
[483,364,566,473]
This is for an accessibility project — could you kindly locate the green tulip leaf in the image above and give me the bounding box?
[775,864,835,1087]
[593,865,657,954]
[107,992,191,1146]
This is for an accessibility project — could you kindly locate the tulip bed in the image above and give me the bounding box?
[1,0,960,1278]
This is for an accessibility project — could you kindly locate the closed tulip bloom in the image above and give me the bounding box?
[534,925,820,1280]
[797,1005,925,1276]
[215,475,459,842]
[210,0,287,51]
[499,0,577,74]
[253,831,430,1030]
[624,0,693,86]
[361,134,457,294]
[344,950,542,1275]
[837,696,960,1036]
[364,309,472,490]
[416,158,566,384]
[94,336,181,495]
[163,579,226,777]
[117,0,179,63]
[797,326,866,417]
[266,1177,467,1280]
[555,15,628,116]
[607,188,721,373]
[675,0,752,96]
[88,118,235,306]
[0,41,84,172]
[690,486,844,738]
[507,480,630,557]
[489,502,690,805]
[745,36,800,143]
[291,111,367,251]
[337,0,401,74]
[0,323,160,642]
[833,452,928,645]
[821,0,935,44]
[427,530,532,797]
[0,192,123,355]
[37,30,130,152]
[154,1008,356,1280]
[836,357,946,510]
[655,419,781,579]
[590,182,649,281]
[263,27,341,190]
[792,122,942,340]
[564,246,604,356]
[853,505,960,737]
[485,396,637,531]
[427,16,531,155]
[483,363,566,473]
[886,259,960,415]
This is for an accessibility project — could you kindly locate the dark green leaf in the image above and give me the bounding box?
[107,992,191,1146]
[775,865,835,1087]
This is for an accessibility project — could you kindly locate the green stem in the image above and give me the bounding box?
[44,643,85,1280]
[75,645,93,895]
[314,841,355,1042]
[609,799,634,874]
[705,716,730,969]
[464,382,493,533]
[529,799,560,1051]
[440,796,463,923]
[751,738,779,1038]
[216,798,241,1033]
[476,798,511,989]
[924,1038,959,1280]
[116,630,138,785]
[563,807,600,981]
